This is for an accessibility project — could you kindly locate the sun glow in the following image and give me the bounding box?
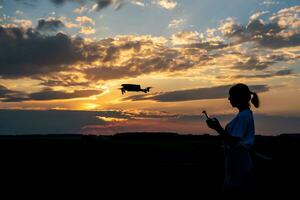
[83,103,99,110]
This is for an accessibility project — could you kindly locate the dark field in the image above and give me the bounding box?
[0,133,299,199]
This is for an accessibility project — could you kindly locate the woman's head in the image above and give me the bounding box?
[228,83,260,108]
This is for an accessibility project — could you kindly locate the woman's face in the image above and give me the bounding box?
[228,93,238,107]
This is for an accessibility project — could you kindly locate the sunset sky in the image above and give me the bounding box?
[0,0,300,135]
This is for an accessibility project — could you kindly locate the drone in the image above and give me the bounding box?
[119,84,152,95]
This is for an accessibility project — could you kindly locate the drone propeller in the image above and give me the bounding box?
[119,87,126,95]
[144,87,152,93]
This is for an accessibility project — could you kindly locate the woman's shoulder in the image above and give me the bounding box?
[238,109,253,119]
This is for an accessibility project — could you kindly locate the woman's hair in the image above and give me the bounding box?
[229,83,260,108]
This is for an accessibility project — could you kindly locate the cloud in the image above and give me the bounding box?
[15,10,24,15]
[123,84,269,102]
[80,110,300,135]
[97,116,128,122]
[152,0,177,10]
[59,16,80,28]
[257,30,300,49]
[130,0,145,7]
[168,18,185,29]
[84,66,141,80]
[261,0,279,6]
[219,17,282,44]
[64,22,80,28]
[75,16,96,34]
[90,3,99,12]
[0,85,13,98]
[271,5,300,28]
[0,109,299,135]
[0,25,99,79]
[0,109,184,135]
[171,31,203,45]
[36,73,91,87]
[172,31,227,50]
[11,19,33,28]
[232,56,274,70]
[75,16,95,26]
[0,85,27,101]
[1,6,299,87]
[0,25,206,83]
[82,35,207,81]
[27,88,102,101]
[226,69,294,79]
[15,0,123,11]
[274,69,293,76]
[36,18,65,32]
[219,6,300,49]
[180,41,227,50]
[73,5,88,14]
[0,109,106,135]
[249,11,269,21]
[79,26,96,34]
[1,87,102,102]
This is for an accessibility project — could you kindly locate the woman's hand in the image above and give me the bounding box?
[206,118,222,131]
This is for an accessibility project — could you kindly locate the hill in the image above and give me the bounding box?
[0,132,298,199]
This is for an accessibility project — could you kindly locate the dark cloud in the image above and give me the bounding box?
[0,85,27,101]
[15,0,36,7]
[84,66,139,80]
[94,0,114,10]
[50,0,66,5]
[28,88,101,101]
[0,85,14,98]
[180,41,228,50]
[123,84,269,102]
[0,109,106,135]
[0,26,99,79]
[233,56,274,70]
[84,56,199,81]
[274,69,293,76]
[247,19,282,35]
[231,69,294,79]
[1,87,102,102]
[223,17,300,49]
[265,54,295,62]
[36,19,65,32]
[257,33,300,49]
[35,74,92,87]
[15,0,122,10]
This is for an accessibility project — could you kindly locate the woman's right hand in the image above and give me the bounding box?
[206,118,222,131]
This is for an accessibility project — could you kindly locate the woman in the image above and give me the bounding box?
[206,83,259,199]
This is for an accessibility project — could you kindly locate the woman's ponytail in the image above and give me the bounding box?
[250,92,259,108]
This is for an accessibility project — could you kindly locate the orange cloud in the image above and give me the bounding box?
[79,26,96,35]
[76,16,95,25]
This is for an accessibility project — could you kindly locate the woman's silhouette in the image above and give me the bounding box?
[206,83,258,199]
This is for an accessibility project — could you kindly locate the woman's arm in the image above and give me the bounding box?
[206,118,241,145]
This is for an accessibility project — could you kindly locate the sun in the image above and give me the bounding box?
[83,103,99,110]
